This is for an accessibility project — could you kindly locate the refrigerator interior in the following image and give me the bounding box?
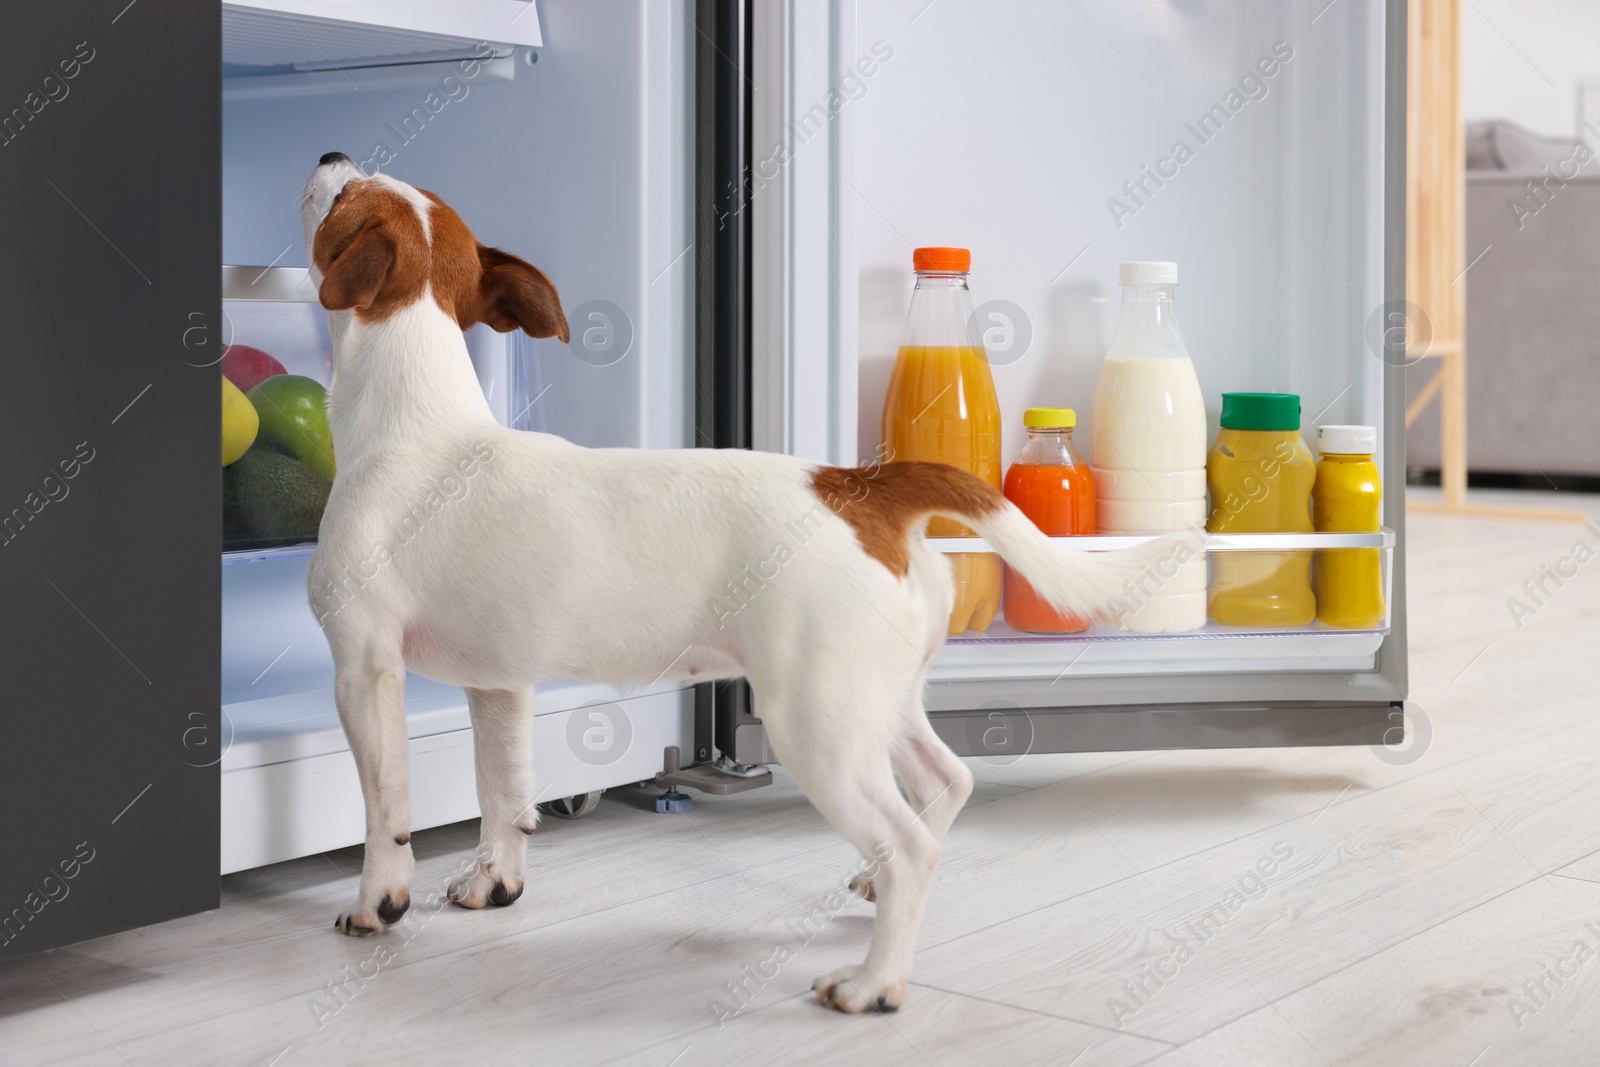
[845,0,1396,700]
[216,0,696,871]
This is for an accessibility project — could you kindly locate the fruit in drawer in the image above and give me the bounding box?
[222,344,287,394]
[222,449,332,548]
[247,374,337,482]
[222,377,259,466]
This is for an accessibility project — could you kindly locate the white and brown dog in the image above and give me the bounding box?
[300,152,1173,1013]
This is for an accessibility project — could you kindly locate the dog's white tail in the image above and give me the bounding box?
[817,461,1198,626]
[966,499,1193,624]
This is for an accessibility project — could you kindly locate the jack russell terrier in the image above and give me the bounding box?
[300,152,1178,1013]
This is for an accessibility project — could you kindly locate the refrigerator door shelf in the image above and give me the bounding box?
[936,529,1396,650]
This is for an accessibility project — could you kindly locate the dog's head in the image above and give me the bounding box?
[301,152,570,342]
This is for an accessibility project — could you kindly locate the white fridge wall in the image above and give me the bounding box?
[222,0,694,452]
[851,0,1388,471]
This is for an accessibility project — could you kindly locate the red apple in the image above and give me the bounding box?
[222,344,287,394]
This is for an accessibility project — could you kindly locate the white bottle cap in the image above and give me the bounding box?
[1120,261,1178,285]
[1317,424,1377,455]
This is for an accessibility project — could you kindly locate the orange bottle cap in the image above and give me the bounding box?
[913,247,970,273]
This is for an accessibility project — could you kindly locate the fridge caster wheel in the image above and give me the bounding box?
[540,791,603,820]
[654,787,693,814]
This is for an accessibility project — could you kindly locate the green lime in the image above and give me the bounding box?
[247,374,336,482]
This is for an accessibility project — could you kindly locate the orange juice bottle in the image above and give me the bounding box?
[882,247,1002,634]
[1003,408,1095,633]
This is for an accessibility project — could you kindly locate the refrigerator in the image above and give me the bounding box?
[0,0,1407,956]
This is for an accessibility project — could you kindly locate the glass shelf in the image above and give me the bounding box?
[222,543,316,566]
[925,530,1395,553]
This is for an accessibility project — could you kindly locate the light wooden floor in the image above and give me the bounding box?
[5,488,1600,1066]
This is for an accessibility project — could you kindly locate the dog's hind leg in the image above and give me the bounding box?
[851,703,973,905]
[333,663,415,936]
[759,675,941,1014]
[449,686,535,909]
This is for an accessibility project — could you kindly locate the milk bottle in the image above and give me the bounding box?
[1089,262,1207,632]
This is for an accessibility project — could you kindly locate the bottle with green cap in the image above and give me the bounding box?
[1205,392,1316,627]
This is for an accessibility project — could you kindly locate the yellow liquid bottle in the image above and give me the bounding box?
[881,247,1002,634]
[1206,393,1316,628]
[1312,425,1384,628]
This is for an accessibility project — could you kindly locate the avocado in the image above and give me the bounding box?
[222,448,333,550]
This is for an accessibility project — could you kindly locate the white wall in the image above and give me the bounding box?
[1463,0,1600,136]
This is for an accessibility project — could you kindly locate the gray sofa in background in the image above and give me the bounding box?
[1406,120,1600,478]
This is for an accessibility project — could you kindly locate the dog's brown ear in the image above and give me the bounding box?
[319,223,396,311]
[477,246,570,342]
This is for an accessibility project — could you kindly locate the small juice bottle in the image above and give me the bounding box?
[1003,408,1095,633]
[1313,425,1385,628]
[882,247,1002,634]
[1206,392,1316,627]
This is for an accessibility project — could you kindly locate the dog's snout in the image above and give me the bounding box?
[319,151,352,167]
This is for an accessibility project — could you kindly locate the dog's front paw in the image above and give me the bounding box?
[848,873,876,903]
[334,891,409,937]
[813,965,907,1014]
[448,866,523,910]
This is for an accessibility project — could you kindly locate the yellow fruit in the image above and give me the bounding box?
[223,376,259,466]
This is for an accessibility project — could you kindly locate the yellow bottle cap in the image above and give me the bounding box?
[1024,407,1076,429]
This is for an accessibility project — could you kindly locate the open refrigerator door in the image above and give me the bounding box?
[744,0,1410,758]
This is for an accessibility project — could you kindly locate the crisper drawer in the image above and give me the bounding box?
[931,530,1395,683]
[219,681,694,874]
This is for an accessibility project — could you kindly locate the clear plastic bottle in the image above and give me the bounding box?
[882,247,1002,634]
[1089,262,1207,632]
[1003,408,1095,633]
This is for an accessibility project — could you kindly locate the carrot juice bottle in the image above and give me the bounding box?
[1003,408,1095,633]
[882,247,1002,634]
